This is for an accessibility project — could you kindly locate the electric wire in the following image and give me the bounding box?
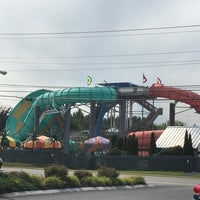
[0,50,200,59]
[0,24,200,36]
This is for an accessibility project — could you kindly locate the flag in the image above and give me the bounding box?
[87,75,92,86]
[104,80,108,84]
[157,77,162,84]
[143,73,147,83]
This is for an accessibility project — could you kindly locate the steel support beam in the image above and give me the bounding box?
[63,105,71,154]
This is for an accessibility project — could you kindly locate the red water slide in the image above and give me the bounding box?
[149,84,200,113]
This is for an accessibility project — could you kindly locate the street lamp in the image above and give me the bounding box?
[0,70,7,75]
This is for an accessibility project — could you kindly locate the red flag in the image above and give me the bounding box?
[157,77,162,84]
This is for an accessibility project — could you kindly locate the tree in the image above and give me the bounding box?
[132,135,139,155]
[188,133,194,156]
[126,135,133,155]
[153,120,186,130]
[183,130,193,156]
[149,132,157,155]
[70,109,86,131]
[0,106,11,132]
[183,130,189,155]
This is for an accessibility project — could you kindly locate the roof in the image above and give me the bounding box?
[156,126,200,149]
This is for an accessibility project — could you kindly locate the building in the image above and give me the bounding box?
[156,126,200,155]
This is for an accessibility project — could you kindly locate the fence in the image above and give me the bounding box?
[0,149,198,172]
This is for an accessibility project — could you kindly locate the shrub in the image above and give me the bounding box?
[81,176,112,187]
[132,176,146,185]
[64,176,81,188]
[44,165,68,180]
[157,146,184,155]
[12,177,36,191]
[0,173,37,193]
[0,171,9,178]
[0,176,17,194]
[109,148,123,155]
[30,175,45,189]
[97,166,119,178]
[119,176,146,185]
[110,177,124,186]
[42,176,65,189]
[74,170,93,181]
[8,171,32,182]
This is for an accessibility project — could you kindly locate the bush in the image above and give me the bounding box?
[44,165,68,180]
[81,176,112,187]
[30,175,45,189]
[0,176,17,194]
[120,176,146,185]
[109,148,123,155]
[11,177,36,191]
[74,170,93,181]
[42,176,65,189]
[110,178,124,186]
[132,176,146,185]
[97,166,119,178]
[157,146,184,155]
[0,173,37,193]
[8,171,32,182]
[65,176,81,188]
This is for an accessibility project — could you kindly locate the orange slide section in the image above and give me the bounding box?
[150,84,200,113]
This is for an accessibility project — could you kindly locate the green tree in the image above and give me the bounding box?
[70,109,86,131]
[132,135,138,155]
[183,130,189,155]
[149,132,157,155]
[109,134,118,149]
[126,135,133,155]
[0,106,11,132]
[183,130,193,155]
[188,133,194,156]
[153,120,186,130]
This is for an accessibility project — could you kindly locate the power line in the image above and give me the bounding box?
[1,58,200,65]
[0,50,200,59]
[3,61,200,71]
[0,24,200,36]
[1,29,200,39]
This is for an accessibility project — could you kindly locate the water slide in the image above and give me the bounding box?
[150,83,200,113]
[6,87,118,142]
[6,82,200,144]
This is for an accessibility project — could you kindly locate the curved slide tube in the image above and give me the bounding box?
[150,83,200,113]
[6,87,118,142]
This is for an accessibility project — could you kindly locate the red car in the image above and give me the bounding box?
[193,184,200,200]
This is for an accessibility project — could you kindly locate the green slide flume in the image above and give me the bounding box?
[6,86,118,142]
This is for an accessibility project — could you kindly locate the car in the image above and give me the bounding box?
[193,184,200,200]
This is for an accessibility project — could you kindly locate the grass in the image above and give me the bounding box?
[3,162,48,168]
[3,162,200,179]
[119,170,200,178]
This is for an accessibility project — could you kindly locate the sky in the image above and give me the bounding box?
[0,0,200,125]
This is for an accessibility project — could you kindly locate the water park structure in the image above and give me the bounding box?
[5,82,200,153]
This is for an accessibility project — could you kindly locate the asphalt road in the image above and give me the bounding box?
[0,166,199,200]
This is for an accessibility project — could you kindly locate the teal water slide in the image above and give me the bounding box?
[6,87,118,142]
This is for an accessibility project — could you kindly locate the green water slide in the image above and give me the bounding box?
[6,87,118,142]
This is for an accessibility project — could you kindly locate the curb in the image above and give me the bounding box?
[1,184,151,197]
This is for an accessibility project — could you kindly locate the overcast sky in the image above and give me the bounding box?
[1,0,200,125]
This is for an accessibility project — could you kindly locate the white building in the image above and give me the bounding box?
[156,126,200,154]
